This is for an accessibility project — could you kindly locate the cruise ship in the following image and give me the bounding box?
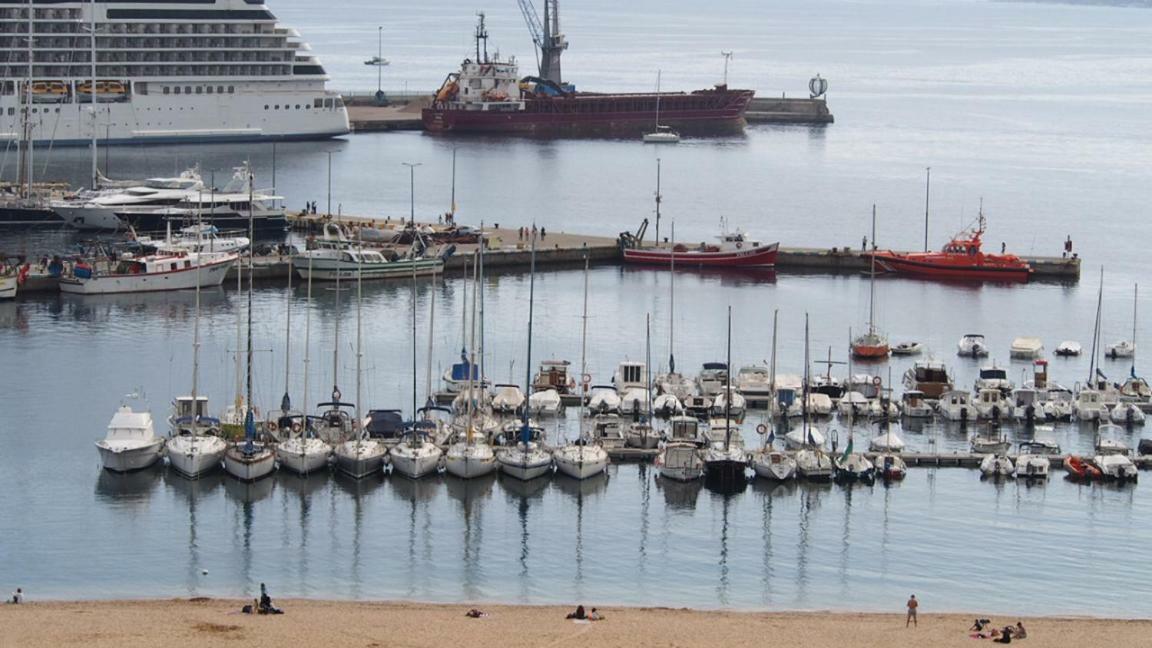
[0,0,349,145]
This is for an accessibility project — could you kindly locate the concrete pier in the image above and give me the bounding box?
[744,97,834,125]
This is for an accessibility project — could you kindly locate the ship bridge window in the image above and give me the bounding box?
[313,98,323,108]
[173,86,180,95]
[195,86,202,94]
[228,86,234,93]
[163,87,170,95]
[206,86,213,94]
[184,86,191,94]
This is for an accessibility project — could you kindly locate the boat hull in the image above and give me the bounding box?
[751,454,796,481]
[444,444,499,479]
[0,205,64,228]
[96,439,165,472]
[223,446,277,482]
[166,436,226,478]
[334,442,386,479]
[390,447,444,479]
[53,205,125,232]
[275,439,331,475]
[553,447,609,480]
[293,256,443,281]
[624,242,779,268]
[115,210,288,234]
[496,448,553,481]
[59,255,234,294]
[872,253,1031,282]
[0,275,17,300]
[422,89,754,137]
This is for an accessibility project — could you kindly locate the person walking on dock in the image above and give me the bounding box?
[906,594,918,627]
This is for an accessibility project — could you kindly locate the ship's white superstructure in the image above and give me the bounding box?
[0,0,349,145]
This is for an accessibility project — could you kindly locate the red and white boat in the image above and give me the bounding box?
[59,250,237,295]
[622,221,779,268]
[870,212,1032,282]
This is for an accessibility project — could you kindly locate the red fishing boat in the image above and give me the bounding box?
[870,212,1032,282]
[620,218,778,268]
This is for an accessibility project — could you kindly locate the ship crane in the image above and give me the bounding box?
[514,0,567,84]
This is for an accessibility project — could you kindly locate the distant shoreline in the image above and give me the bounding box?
[2,599,1149,647]
[997,0,1152,8]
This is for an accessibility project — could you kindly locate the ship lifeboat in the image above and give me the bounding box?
[1063,455,1102,481]
[435,80,459,103]
[78,80,127,95]
[30,81,69,102]
[870,211,1032,282]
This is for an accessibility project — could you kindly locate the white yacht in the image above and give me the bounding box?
[54,170,205,231]
[389,421,444,479]
[96,402,165,472]
[166,395,227,478]
[495,422,553,481]
[0,0,348,146]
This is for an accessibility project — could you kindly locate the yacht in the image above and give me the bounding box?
[696,362,729,397]
[58,250,237,295]
[53,170,204,230]
[957,334,990,357]
[902,360,953,399]
[495,422,553,481]
[96,402,165,472]
[166,395,226,478]
[0,0,348,146]
[389,421,444,479]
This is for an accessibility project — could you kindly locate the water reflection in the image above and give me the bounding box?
[334,472,384,597]
[94,465,162,506]
[59,287,229,324]
[163,470,223,596]
[277,472,328,595]
[713,490,735,606]
[445,473,496,601]
[656,475,703,510]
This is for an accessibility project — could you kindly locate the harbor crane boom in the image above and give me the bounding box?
[514,0,567,84]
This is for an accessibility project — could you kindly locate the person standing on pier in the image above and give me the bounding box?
[1064,235,1073,258]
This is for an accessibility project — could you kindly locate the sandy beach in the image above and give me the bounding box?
[2,599,1147,647]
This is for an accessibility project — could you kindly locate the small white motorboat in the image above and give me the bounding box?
[587,385,622,414]
[527,388,564,417]
[492,384,526,414]
[869,426,906,452]
[618,386,653,415]
[711,387,746,419]
[940,390,974,422]
[96,403,165,472]
[838,391,870,418]
[1014,443,1051,479]
[784,426,826,450]
[1092,453,1138,481]
[1110,403,1146,426]
[890,341,922,356]
[1009,337,1044,360]
[834,452,875,482]
[957,333,990,358]
[974,387,1009,421]
[735,365,773,399]
[971,429,1011,454]
[1073,387,1107,422]
[653,393,685,417]
[1054,340,1082,357]
[1095,422,1130,455]
[875,453,907,480]
[900,390,934,419]
[1106,339,1135,359]
[656,442,703,481]
[980,453,1015,478]
[625,421,660,449]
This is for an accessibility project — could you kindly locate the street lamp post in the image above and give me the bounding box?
[402,162,422,227]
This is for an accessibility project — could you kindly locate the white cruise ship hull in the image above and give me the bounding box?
[96,438,165,472]
[59,255,233,294]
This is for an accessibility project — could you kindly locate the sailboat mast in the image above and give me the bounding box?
[191,195,203,402]
[579,255,589,427]
[450,148,457,218]
[332,220,342,400]
[478,222,486,394]
[645,313,653,423]
[302,253,313,431]
[724,306,732,452]
[668,219,675,373]
[233,221,243,414]
[654,157,662,246]
[411,253,418,421]
[22,0,33,197]
[425,272,436,407]
[654,70,662,126]
[245,171,255,440]
[769,308,778,419]
[802,313,811,436]
[1088,269,1103,384]
[282,234,292,406]
[356,231,364,429]
[869,204,877,335]
[523,229,537,427]
[466,252,478,444]
[1133,283,1139,368]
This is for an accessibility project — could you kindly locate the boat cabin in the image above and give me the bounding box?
[906,361,952,398]
[667,415,702,444]
[533,359,574,393]
[173,395,210,420]
[365,409,404,441]
[615,362,647,390]
[106,406,155,441]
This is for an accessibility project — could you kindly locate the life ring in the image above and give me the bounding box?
[291,422,302,433]
[581,373,592,385]
[267,420,278,432]
[756,423,768,435]
[871,376,883,387]
[735,241,743,249]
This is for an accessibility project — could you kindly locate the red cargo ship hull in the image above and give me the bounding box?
[623,241,779,268]
[423,89,755,137]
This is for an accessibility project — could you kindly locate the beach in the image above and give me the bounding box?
[2,599,1147,647]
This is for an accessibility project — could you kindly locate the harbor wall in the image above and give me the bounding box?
[745,97,834,124]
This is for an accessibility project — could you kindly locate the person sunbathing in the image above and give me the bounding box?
[565,605,586,620]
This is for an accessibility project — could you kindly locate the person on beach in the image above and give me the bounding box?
[588,607,604,621]
[905,595,918,627]
[566,605,586,620]
[258,583,282,614]
[994,625,1014,643]
[1014,622,1026,639]
[9,588,23,604]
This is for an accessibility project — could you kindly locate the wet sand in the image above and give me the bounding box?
[1,599,1146,647]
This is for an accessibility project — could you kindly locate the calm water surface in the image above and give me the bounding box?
[2,0,1151,616]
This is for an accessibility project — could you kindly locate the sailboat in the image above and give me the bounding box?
[642,70,681,143]
[445,251,499,479]
[1107,283,1138,359]
[794,315,834,481]
[496,231,554,480]
[750,310,796,481]
[702,307,748,485]
[275,251,332,475]
[334,233,387,478]
[390,266,445,479]
[555,257,610,480]
[852,205,890,359]
[224,176,276,482]
[314,247,357,445]
[166,211,227,479]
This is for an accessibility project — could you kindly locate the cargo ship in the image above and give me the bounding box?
[421,13,754,137]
